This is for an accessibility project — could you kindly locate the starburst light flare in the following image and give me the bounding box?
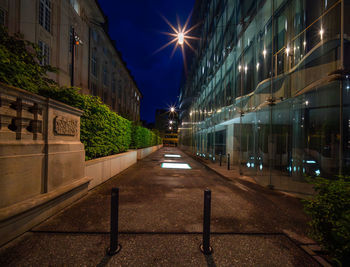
[155,11,200,73]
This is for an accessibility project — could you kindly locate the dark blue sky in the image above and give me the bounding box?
[98,0,195,123]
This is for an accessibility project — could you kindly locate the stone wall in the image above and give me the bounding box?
[0,83,90,246]
[86,150,137,190]
[137,144,163,160]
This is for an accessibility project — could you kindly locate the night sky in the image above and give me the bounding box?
[98,0,196,123]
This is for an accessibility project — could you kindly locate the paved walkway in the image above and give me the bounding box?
[0,147,326,266]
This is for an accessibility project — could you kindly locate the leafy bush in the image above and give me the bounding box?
[131,125,162,149]
[39,87,131,160]
[0,26,56,93]
[0,26,162,160]
[303,176,350,265]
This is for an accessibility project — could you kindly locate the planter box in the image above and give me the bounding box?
[137,144,163,160]
[86,145,163,190]
[86,150,137,190]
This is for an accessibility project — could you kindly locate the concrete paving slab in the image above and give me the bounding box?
[0,232,319,266]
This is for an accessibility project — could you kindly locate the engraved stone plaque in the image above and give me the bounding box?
[54,116,78,136]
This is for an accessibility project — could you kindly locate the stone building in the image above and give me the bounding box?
[0,0,141,121]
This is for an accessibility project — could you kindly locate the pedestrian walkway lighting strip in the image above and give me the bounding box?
[161,163,191,169]
[164,154,181,158]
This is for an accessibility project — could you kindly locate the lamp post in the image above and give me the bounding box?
[70,28,82,87]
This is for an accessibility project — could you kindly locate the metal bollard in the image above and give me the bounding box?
[107,188,121,255]
[219,153,222,166]
[200,189,213,255]
[227,153,230,170]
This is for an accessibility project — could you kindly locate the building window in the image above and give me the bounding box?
[0,9,5,26]
[91,29,98,42]
[38,40,50,65]
[69,0,80,15]
[103,91,108,102]
[39,0,51,32]
[103,64,109,86]
[112,78,116,93]
[91,82,97,96]
[91,49,97,77]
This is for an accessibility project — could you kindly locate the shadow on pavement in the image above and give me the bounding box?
[204,254,217,267]
[96,253,112,267]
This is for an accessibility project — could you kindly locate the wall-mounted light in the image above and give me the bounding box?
[319,28,324,40]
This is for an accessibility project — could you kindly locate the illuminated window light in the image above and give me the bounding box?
[263,49,267,58]
[286,46,290,56]
[164,154,181,158]
[306,160,316,164]
[161,163,191,169]
[238,65,242,72]
[319,28,324,40]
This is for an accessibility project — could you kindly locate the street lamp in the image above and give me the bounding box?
[178,32,185,45]
[71,28,83,87]
[170,107,175,113]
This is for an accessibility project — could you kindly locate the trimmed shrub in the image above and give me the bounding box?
[303,176,350,265]
[39,87,131,160]
[131,125,162,149]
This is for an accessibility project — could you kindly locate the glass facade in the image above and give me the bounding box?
[179,0,350,193]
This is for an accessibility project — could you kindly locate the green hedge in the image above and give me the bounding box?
[131,125,162,149]
[303,176,350,265]
[0,26,161,160]
[39,87,132,160]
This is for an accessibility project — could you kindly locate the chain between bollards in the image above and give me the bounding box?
[107,188,121,255]
[200,189,213,255]
[227,153,230,170]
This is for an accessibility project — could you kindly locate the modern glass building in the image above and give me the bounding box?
[179,0,350,194]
